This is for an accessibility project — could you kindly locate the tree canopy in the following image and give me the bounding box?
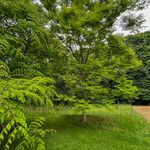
[0,0,148,149]
[126,31,150,104]
[38,0,143,122]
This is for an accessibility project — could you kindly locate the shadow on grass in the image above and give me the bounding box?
[25,106,150,133]
[42,113,115,132]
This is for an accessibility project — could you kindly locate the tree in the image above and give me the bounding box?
[0,60,57,149]
[0,0,57,149]
[40,0,143,122]
[0,0,56,78]
[126,31,150,104]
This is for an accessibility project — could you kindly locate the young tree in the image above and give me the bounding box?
[41,0,143,122]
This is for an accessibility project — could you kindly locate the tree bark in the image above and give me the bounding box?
[83,111,87,123]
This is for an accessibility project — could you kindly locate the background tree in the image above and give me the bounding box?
[126,31,150,104]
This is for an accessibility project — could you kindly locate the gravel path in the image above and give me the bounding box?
[133,106,150,121]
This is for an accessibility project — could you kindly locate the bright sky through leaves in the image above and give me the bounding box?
[115,5,150,35]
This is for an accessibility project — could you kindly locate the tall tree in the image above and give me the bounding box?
[41,0,143,122]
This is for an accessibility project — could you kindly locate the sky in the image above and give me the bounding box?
[139,5,150,31]
[34,0,150,34]
[115,5,150,35]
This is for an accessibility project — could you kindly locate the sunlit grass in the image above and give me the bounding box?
[25,105,150,150]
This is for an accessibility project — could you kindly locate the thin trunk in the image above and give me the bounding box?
[83,111,87,123]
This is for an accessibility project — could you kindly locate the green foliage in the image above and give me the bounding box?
[126,31,150,103]
[0,101,50,150]
[0,77,56,107]
[0,0,148,148]
[0,0,54,78]
[0,41,56,148]
[15,117,52,150]
[0,76,56,149]
[0,0,57,149]
[41,0,143,112]
[0,61,10,78]
[55,35,140,111]
[0,100,27,150]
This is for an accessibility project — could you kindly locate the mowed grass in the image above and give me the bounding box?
[25,105,150,150]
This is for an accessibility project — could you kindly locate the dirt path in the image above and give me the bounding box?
[133,106,150,121]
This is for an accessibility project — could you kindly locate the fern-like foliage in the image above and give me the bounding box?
[0,99,27,150]
[0,98,53,150]
[0,76,55,149]
[0,76,56,149]
[0,77,56,107]
[15,117,56,150]
[0,61,10,79]
[0,0,57,149]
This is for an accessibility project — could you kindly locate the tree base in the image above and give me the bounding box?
[83,111,87,123]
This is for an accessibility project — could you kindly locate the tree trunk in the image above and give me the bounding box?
[83,111,87,123]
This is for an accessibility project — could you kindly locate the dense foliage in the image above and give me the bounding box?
[0,0,149,149]
[43,0,141,120]
[0,0,56,149]
[0,66,56,150]
[126,31,150,104]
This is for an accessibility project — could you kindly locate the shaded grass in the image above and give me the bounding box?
[25,105,150,150]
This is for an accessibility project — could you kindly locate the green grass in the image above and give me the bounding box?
[25,105,150,150]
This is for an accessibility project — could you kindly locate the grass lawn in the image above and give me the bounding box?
[25,105,150,150]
